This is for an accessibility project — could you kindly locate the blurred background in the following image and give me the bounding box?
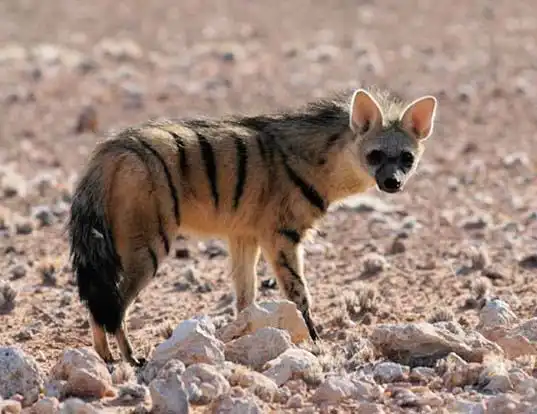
[0,0,536,401]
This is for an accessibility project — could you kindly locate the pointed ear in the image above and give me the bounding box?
[349,89,383,135]
[399,96,438,140]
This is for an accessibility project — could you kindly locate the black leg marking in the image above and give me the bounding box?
[136,137,181,225]
[148,247,158,276]
[196,132,219,209]
[278,252,301,280]
[302,310,320,341]
[278,228,301,244]
[233,136,248,210]
[277,252,319,340]
[255,134,267,163]
[158,219,170,254]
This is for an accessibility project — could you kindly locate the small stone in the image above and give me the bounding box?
[221,52,235,62]
[0,347,44,406]
[151,316,224,367]
[0,44,27,63]
[409,367,437,383]
[195,282,212,293]
[413,387,444,407]
[31,397,60,414]
[373,362,408,383]
[260,278,277,290]
[43,379,66,399]
[335,194,402,213]
[477,299,518,331]
[50,347,114,399]
[209,393,264,414]
[38,263,57,287]
[286,394,303,408]
[15,220,33,235]
[1,171,27,198]
[478,360,512,393]
[181,363,230,404]
[96,38,143,61]
[9,264,27,280]
[75,106,98,134]
[13,330,32,342]
[225,327,292,369]
[441,358,482,390]
[502,152,530,168]
[228,365,278,403]
[401,216,421,230]
[117,383,148,401]
[468,245,490,270]
[371,322,503,367]
[199,241,228,258]
[31,206,55,227]
[392,388,419,407]
[519,254,537,269]
[274,386,291,404]
[389,234,407,254]
[460,214,491,230]
[485,394,522,413]
[174,267,199,291]
[357,403,386,414]
[0,400,21,414]
[149,374,189,414]
[0,281,17,313]
[111,362,135,385]
[362,253,388,274]
[175,247,190,259]
[59,294,72,306]
[141,358,185,385]
[312,375,380,404]
[262,348,321,386]
[58,397,99,414]
[218,300,310,344]
[51,201,70,218]
[121,83,144,109]
[447,399,485,414]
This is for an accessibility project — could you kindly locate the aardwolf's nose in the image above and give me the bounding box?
[383,177,401,192]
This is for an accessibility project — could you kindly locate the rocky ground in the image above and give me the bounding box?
[1,0,537,413]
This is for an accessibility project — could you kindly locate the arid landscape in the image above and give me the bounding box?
[1,0,537,412]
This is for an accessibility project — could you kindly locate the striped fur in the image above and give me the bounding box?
[68,86,438,365]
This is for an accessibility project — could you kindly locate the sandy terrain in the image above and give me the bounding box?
[0,0,536,412]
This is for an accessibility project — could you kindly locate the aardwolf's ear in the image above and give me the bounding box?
[399,96,438,140]
[349,89,383,135]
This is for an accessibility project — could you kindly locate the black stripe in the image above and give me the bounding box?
[281,159,325,212]
[167,131,190,180]
[196,132,219,209]
[158,220,170,254]
[278,228,301,244]
[148,247,158,276]
[263,131,279,197]
[324,132,342,150]
[319,132,343,165]
[233,136,248,210]
[136,138,181,225]
[278,252,301,280]
[256,134,267,162]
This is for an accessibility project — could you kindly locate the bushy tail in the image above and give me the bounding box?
[67,166,124,333]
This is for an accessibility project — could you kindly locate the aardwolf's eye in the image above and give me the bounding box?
[400,151,415,167]
[366,150,385,166]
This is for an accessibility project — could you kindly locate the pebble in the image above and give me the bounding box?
[9,264,27,280]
